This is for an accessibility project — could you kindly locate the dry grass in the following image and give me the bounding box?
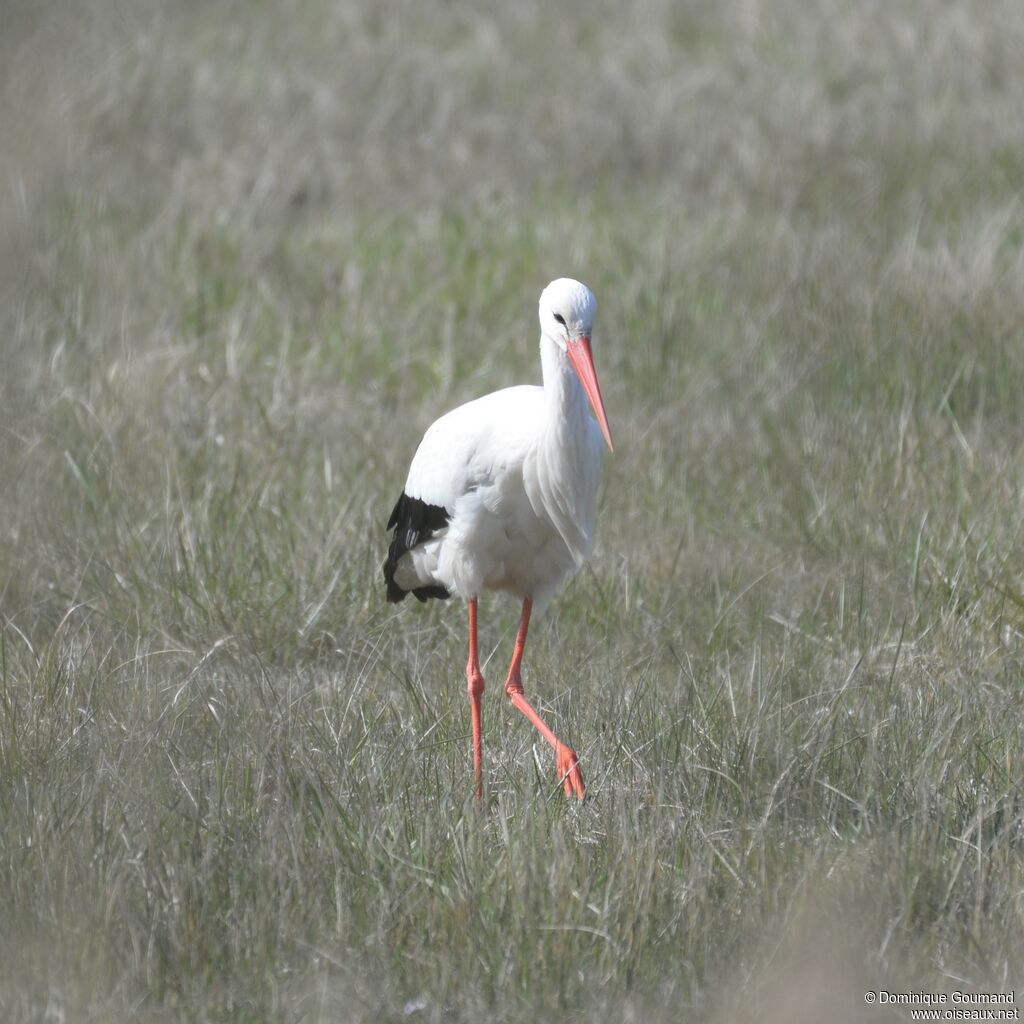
[2,1,1024,1021]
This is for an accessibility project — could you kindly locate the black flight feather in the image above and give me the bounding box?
[382,492,452,603]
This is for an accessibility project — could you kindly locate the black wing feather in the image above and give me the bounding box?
[382,492,452,603]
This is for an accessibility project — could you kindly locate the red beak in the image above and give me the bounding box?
[566,336,614,452]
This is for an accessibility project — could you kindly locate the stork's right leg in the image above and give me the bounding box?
[466,597,485,801]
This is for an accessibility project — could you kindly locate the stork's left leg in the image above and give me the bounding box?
[504,598,586,800]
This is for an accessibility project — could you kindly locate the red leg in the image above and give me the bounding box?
[504,598,586,800]
[466,597,485,802]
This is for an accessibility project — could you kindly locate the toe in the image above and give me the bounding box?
[556,744,586,800]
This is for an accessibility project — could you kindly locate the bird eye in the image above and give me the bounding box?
[553,314,566,326]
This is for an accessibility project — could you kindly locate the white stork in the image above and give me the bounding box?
[382,278,613,800]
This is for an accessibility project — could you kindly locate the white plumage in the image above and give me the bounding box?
[383,278,613,800]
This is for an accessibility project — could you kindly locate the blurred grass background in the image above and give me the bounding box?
[2,1,1024,1021]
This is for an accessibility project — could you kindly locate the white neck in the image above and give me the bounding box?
[533,333,601,565]
[539,333,589,441]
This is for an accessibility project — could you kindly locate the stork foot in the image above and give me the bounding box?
[555,742,586,800]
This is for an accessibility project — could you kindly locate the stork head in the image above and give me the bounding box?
[539,278,614,452]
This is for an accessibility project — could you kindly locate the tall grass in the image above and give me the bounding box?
[2,1,1023,1020]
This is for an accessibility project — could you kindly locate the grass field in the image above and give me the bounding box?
[2,1,1024,1021]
